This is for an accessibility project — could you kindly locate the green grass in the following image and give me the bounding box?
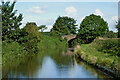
[74,38,120,75]
[38,35,67,51]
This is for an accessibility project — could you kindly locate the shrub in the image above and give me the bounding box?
[103,31,117,38]
[2,41,27,64]
[92,38,120,57]
[70,38,85,47]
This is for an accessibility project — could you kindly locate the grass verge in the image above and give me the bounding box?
[74,38,120,77]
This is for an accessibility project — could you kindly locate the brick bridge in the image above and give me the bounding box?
[62,34,77,42]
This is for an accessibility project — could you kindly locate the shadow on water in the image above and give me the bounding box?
[2,47,114,79]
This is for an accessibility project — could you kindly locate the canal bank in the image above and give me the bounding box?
[74,44,120,78]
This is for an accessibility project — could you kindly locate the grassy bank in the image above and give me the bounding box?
[2,35,67,65]
[74,38,120,77]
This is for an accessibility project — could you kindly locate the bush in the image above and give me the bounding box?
[50,30,62,38]
[64,37,67,41]
[2,41,27,64]
[70,38,85,47]
[103,31,117,38]
[92,38,120,56]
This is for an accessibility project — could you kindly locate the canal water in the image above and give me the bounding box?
[2,48,112,79]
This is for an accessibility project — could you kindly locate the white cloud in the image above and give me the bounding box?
[65,6,77,18]
[94,8,104,17]
[111,16,118,21]
[28,6,44,14]
[44,25,53,32]
[108,16,118,32]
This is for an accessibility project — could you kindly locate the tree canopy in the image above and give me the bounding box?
[23,22,41,53]
[50,16,77,37]
[1,1,23,41]
[78,14,108,43]
[116,18,120,38]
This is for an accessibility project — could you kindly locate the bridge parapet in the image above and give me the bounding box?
[62,35,77,42]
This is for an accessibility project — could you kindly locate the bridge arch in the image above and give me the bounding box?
[62,34,77,42]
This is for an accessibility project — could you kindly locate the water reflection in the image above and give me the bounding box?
[2,48,112,79]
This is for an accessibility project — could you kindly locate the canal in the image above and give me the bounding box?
[2,48,112,79]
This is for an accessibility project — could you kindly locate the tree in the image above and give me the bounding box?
[1,1,23,41]
[38,25,47,32]
[116,18,120,38]
[50,16,77,37]
[78,14,108,43]
[23,22,41,53]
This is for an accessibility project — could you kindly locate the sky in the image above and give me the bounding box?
[13,2,118,32]
[3,0,120,2]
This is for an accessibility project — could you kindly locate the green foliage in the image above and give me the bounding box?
[50,16,77,37]
[2,41,27,64]
[37,35,67,51]
[69,38,85,47]
[1,1,23,41]
[92,38,120,56]
[74,43,119,75]
[64,37,67,41]
[50,30,62,38]
[1,1,67,65]
[78,14,108,43]
[0,13,2,36]
[2,34,67,64]
[116,18,120,38]
[38,25,47,32]
[103,31,117,38]
[23,22,41,53]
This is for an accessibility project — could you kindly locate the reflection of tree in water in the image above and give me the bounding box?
[2,47,68,78]
[3,54,43,78]
[2,47,112,79]
[50,49,75,73]
[74,57,112,79]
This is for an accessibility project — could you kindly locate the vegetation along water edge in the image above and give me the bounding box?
[74,38,120,78]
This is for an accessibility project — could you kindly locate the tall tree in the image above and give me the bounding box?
[1,1,23,41]
[51,16,77,36]
[78,14,108,43]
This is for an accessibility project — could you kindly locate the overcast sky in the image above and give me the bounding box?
[13,2,118,32]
